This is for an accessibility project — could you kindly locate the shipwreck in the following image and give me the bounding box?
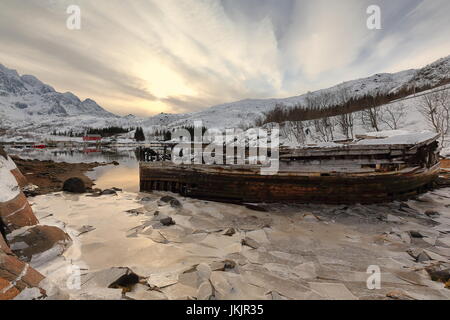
[139,131,441,204]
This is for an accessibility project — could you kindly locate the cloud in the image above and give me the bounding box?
[0,0,449,117]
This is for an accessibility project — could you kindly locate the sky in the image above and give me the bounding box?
[0,0,449,117]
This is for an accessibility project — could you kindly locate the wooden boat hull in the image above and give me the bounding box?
[140,163,440,204]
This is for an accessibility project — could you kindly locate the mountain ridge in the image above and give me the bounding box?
[1,54,449,133]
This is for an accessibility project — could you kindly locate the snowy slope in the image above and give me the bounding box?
[155,69,417,130]
[1,55,449,135]
[0,64,120,131]
[398,55,450,92]
[146,55,449,130]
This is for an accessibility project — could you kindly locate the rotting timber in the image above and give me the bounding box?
[139,133,441,204]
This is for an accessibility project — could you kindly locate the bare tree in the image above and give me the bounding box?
[379,102,407,130]
[360,107,382,132]
[314,117,335,142]
[417,90,450,144]
[281,121,307,145]
[334,86,355,139]
[337,113,354,139]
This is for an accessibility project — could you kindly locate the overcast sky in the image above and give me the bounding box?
[1,0,449,117]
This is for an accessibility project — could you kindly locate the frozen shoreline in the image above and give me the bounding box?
[22,188,450,300]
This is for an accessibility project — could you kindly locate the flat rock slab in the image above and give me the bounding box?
[147,272,179,289]
[308,282,358,300]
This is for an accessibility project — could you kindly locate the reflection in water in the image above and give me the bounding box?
[87,163,139,193]
[6,147,139,163]
[7,147,141,192]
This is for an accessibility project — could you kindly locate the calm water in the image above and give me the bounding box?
[6,147,140,193]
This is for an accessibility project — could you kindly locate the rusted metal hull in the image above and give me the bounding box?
[140,163,440,204]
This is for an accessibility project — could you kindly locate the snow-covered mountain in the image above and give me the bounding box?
[143,55,449,130]
[399,55,450,91]
[0,64,117,125]
[1,55,449,135]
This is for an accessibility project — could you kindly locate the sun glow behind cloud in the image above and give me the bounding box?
[0,0,449,117]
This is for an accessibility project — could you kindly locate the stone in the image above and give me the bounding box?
[62,178,86,194]
[386,290,415,300]
[126,208,146,216]
[246,229,269,244]
[416,251,432,263]
[82,267,140,290]
[308,282,357,300]
[160,195,177,203]
[224,228,236,236]
[100,189,117,196]
[76,225,96,236]
[425,210,440,217]
[0,252,45,295]
[0,277,21,300]
[160,217,176,226]
[9,225,71,262]
[169,199,182,208]
[0,192,39,230]
[399,232,411,244]
[22,184,39,197]
[10,168,28,189]
[210,260,236,272]
[196,263,212,280]
[241,237,260,249]
[147,272,179,289]
[409,231,425,238]
[159,196,182,208]
[293,262,317,280]
[196,281,213,300]
[426,267,450,284]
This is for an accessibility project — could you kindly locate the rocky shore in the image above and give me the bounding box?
[10,156,109,196]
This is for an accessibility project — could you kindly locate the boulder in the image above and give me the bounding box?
[10,168,28,189]
[9,225,71,262]
[0,252,46,300]
[160,217,176,226]
[62,178,86,194]
[0,192,39,231]
[160,196,182,208]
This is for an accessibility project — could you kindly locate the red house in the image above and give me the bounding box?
[83,134,102,142]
